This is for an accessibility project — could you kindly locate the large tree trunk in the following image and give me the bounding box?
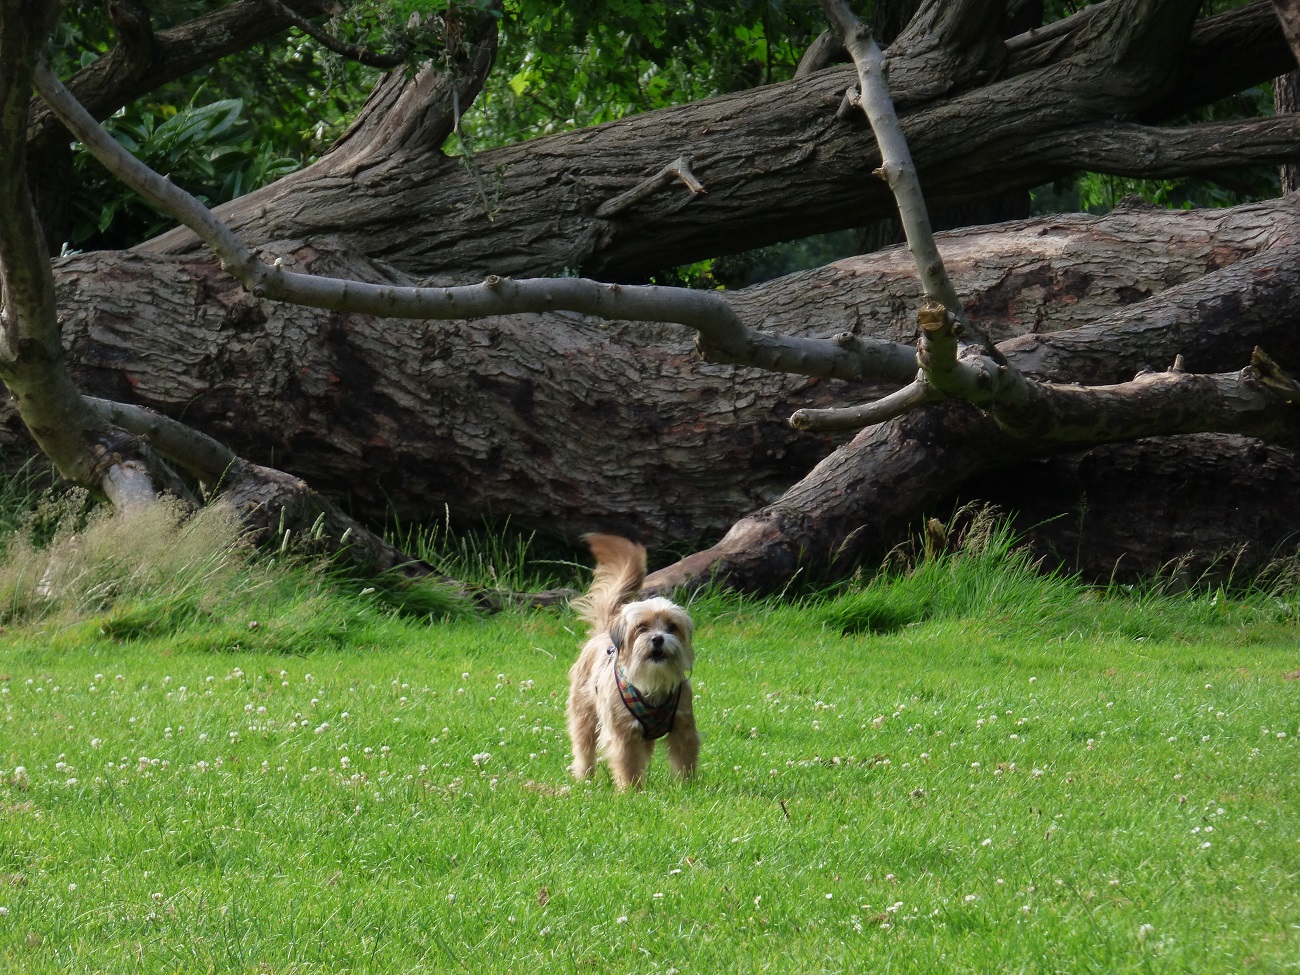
[11,0,1300,595]
[6,195,1294,580]
[139,2,1297,283]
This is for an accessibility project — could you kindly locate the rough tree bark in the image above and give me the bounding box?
[5,0,1300,595]
[12,197,1299,570]
[140,1,1297,283]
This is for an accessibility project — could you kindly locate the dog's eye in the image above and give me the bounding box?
[663,621,677,634]
[635,623,649,634]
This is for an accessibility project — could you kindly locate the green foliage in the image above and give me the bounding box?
[470,1,828,148]
[69,92,300,249]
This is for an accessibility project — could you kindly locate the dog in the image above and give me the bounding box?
[567,533,699,789]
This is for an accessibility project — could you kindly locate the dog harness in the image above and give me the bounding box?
[608,645,682,740]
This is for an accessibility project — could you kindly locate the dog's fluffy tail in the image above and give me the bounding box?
[573,533,646,633]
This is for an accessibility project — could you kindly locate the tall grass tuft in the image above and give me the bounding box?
[0,491,249,631]
[824,505,1075,635]
[392,507,580,594]
[821,505,1300,641]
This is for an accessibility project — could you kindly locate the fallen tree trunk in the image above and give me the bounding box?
[0,196,1289,580]
[139,1,1297,283]
[645,232,1300,592]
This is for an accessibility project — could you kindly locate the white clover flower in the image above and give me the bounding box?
[1138,923,1154,940]
[616,916,628,925]
[472,752,491,767]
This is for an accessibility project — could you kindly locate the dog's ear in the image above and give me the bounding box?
[608,613,627,651]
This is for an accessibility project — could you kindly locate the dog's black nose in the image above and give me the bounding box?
[651,634,664,649]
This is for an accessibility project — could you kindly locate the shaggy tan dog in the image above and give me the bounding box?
[567,534,699,789]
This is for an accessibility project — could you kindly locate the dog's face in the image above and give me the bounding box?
[609,596,694,697]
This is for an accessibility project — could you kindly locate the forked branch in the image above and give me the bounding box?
[801,0,1300,446]
[817,0,1001,362]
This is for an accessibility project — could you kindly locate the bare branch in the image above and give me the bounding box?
[818,0,1002,361]
[84,397,237,480]
[789,380,938,432]
[596,156,707,218]
[255,0,409,69]
[34,60,917,385]
[914,298,1300,446]
[1005,2,1109,54]
[794,29,846,77]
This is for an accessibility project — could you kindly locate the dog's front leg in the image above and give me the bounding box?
[666,686,700,781]
[606,736,654,790]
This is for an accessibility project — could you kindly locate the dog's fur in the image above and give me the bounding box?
[567,534,699,789]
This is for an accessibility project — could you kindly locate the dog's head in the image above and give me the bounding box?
[609,596,694,697]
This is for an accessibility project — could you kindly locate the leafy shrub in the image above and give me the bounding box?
[69,93,299,250]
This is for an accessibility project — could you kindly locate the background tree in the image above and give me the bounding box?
[3,0,1300,596]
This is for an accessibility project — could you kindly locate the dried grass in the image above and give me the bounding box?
[0,492,249,625]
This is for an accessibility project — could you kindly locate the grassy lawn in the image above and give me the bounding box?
[0,504,1298,972]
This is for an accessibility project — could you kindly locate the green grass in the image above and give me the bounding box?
[0,502,1298,973]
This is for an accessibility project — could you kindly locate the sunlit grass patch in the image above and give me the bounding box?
[0,497,1297,972]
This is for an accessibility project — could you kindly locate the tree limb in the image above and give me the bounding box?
[137,1,1294,284]
[0,0,185,509]
[1039,115,1300,177]
[27,0,333,146]
[1272,0,1300,63]
[819,0,1002,361]
[789,380,938,432]
[35,60,916,384]
[914,300,1300,445]
[84,396,237,480]
[255,0,409,69]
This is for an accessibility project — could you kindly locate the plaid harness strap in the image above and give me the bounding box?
[609,645,681,740]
